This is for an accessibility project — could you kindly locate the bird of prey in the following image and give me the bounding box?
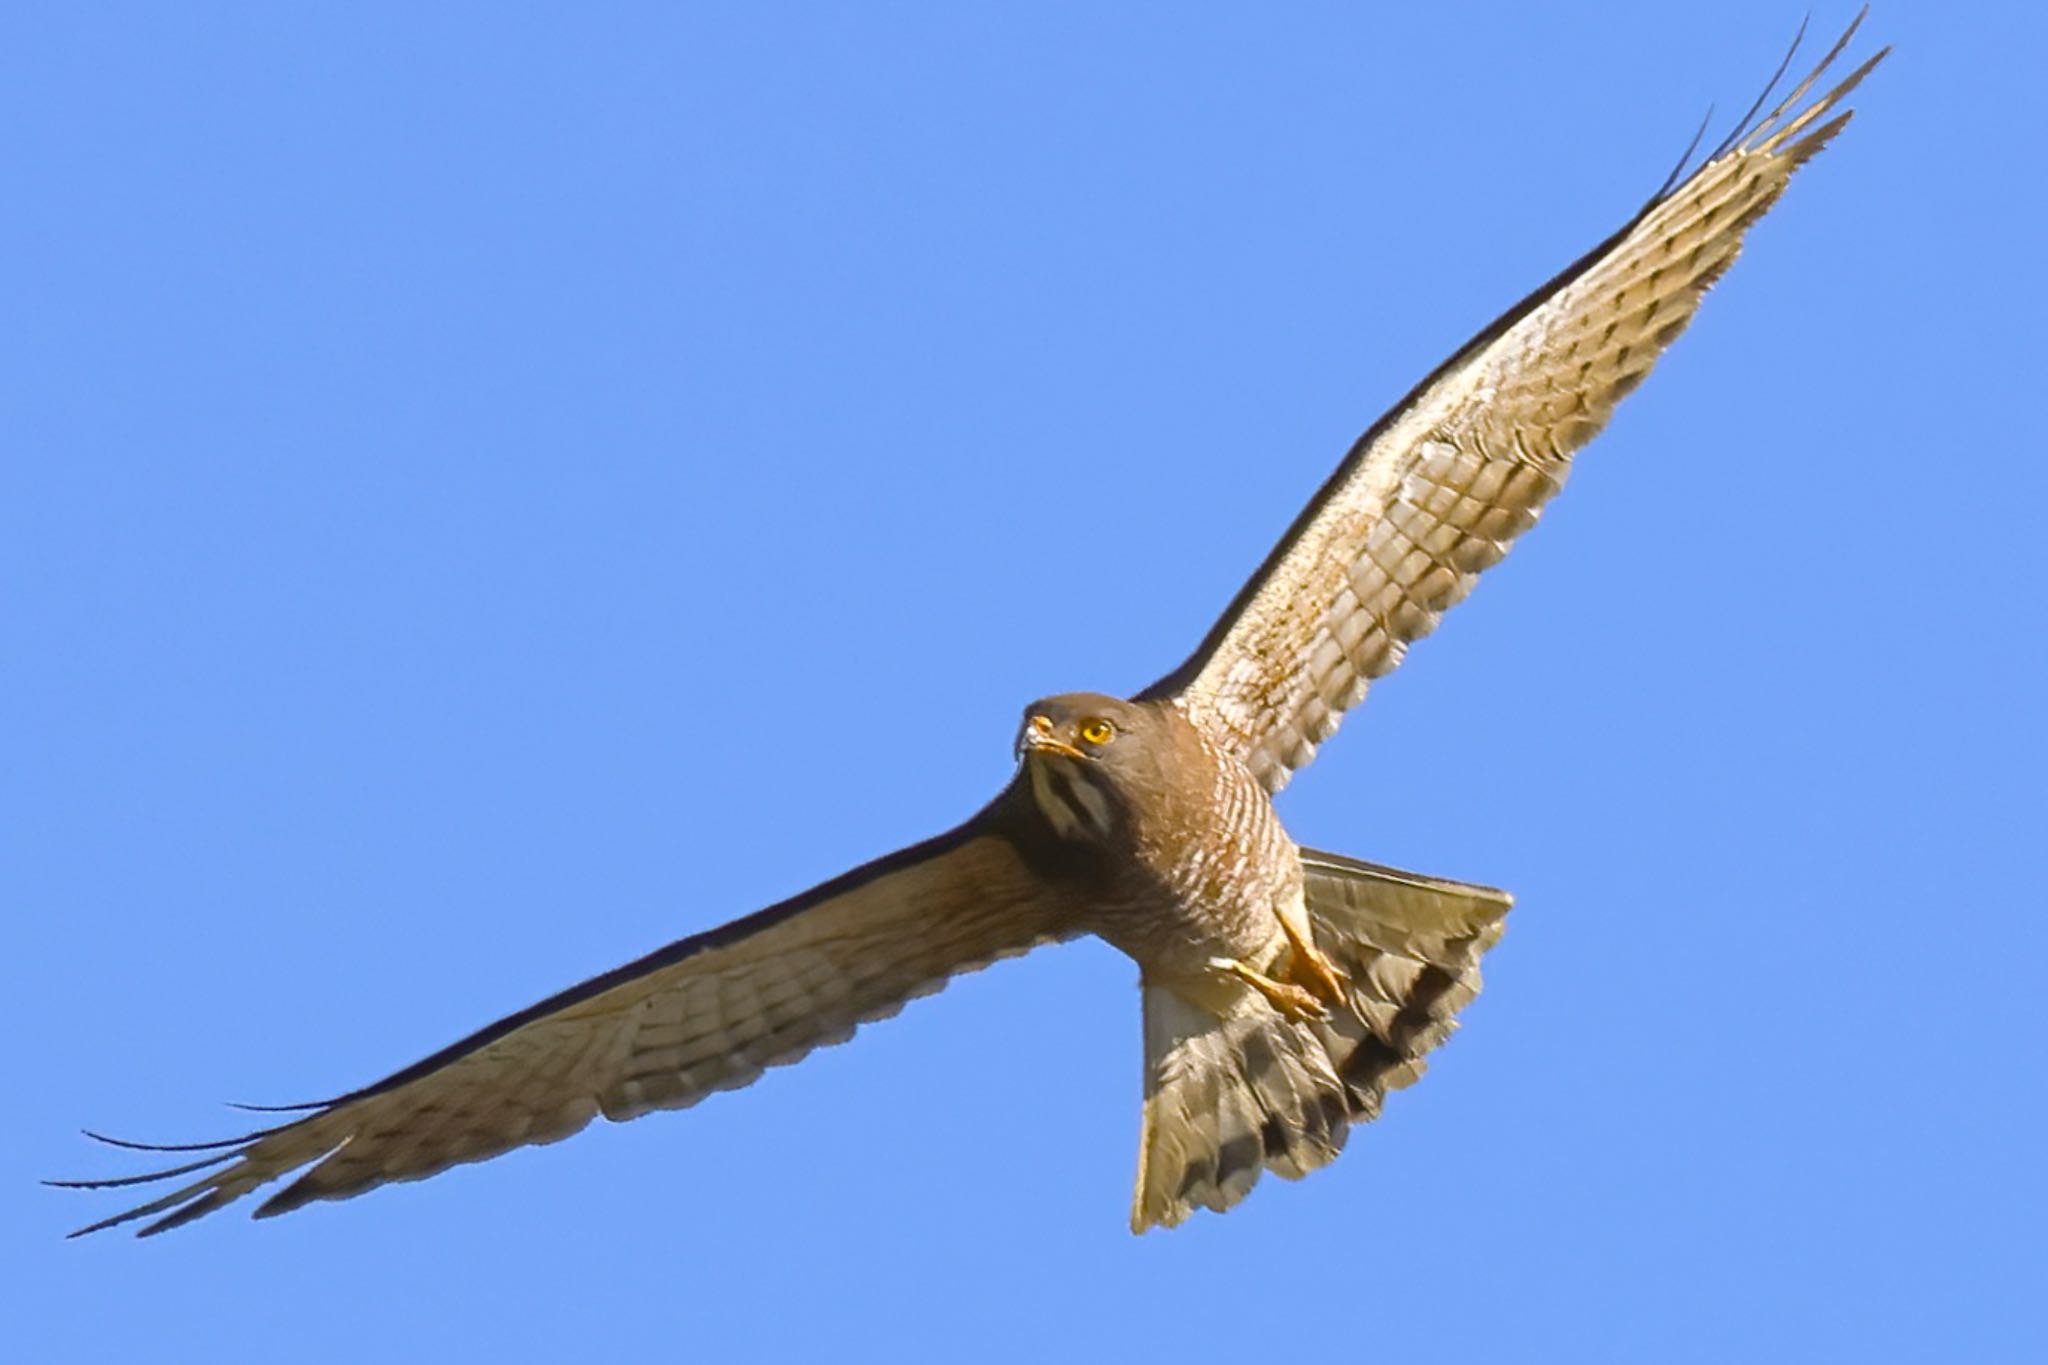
[59,16,1884,1238]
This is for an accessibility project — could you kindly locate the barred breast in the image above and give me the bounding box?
[1084,702,1302,979]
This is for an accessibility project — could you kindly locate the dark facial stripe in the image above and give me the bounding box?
[1028,759,1120,844]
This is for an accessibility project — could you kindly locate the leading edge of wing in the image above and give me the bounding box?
[53,808,1003,1235]
[315,815,1002,1111]
[1136,11,1876,705]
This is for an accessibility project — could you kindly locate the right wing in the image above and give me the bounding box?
[59,815,1077,1236]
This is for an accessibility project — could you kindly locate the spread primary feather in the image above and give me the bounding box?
[58,15,1884,1238]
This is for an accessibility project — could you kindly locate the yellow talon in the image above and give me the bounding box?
[1209,957,1329,1022]
[1279,913,1349,1008]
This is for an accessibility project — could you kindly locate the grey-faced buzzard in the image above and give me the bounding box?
[59,15,1885,1238]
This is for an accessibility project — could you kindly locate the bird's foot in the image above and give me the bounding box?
[1208,957,1328,1022]
[1280,918,1351,1011]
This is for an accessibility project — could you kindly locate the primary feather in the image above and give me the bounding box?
[1144,14,1886,792]
[59,14,1884,1239]
[58,826,1075,1237]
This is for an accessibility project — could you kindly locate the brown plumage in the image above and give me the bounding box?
[57,15,1883,1237]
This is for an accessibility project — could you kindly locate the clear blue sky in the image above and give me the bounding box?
[8,4,2041,1361]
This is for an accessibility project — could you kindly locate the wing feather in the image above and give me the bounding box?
[57,815,1076,1236]
[1139,15,1886,790]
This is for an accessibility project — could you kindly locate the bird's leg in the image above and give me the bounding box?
[1279,914,1350,1010]
[1208,957,1328,1022]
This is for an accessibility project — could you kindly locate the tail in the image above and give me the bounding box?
[1131,849,1511,1231]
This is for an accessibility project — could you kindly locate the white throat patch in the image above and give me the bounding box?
[1027,758,1116,842]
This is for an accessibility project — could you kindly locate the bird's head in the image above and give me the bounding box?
[1014,693,1159,843]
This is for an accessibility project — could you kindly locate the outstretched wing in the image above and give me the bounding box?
[59,816,1076,1236]
[1139,16,1886,792]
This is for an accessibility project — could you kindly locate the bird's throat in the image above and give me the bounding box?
[1027,758,1117,844]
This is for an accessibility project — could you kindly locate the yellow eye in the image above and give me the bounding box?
[1079,718,1114,746]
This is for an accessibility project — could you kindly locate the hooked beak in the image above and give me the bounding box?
[1018,714,1086,761]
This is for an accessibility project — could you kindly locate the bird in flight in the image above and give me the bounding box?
[59,14,1885,1238]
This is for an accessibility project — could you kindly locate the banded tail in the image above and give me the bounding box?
[1132,850,1511,1230]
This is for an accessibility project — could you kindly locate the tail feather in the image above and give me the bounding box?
[1132,850,1510,1231]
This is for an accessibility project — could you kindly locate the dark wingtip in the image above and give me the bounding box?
[63,1192,192,1240]
[82,1125,279,1153]
[44,1149,238,1191]
[1651,103,1717,203]
[135,1192,234,1238]
[1707,11,1811,165]
[226,1098,335,1114]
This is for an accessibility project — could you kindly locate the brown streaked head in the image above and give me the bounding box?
[1014,694,1164,844]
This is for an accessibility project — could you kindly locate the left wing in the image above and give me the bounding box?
[1138,18,1885,792]
[57,812,1076,1236]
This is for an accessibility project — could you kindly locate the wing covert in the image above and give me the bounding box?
[59,814,1076,1236]
[1139,16,1885,791]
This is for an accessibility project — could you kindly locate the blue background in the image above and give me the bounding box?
[9,4,2041,1360]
